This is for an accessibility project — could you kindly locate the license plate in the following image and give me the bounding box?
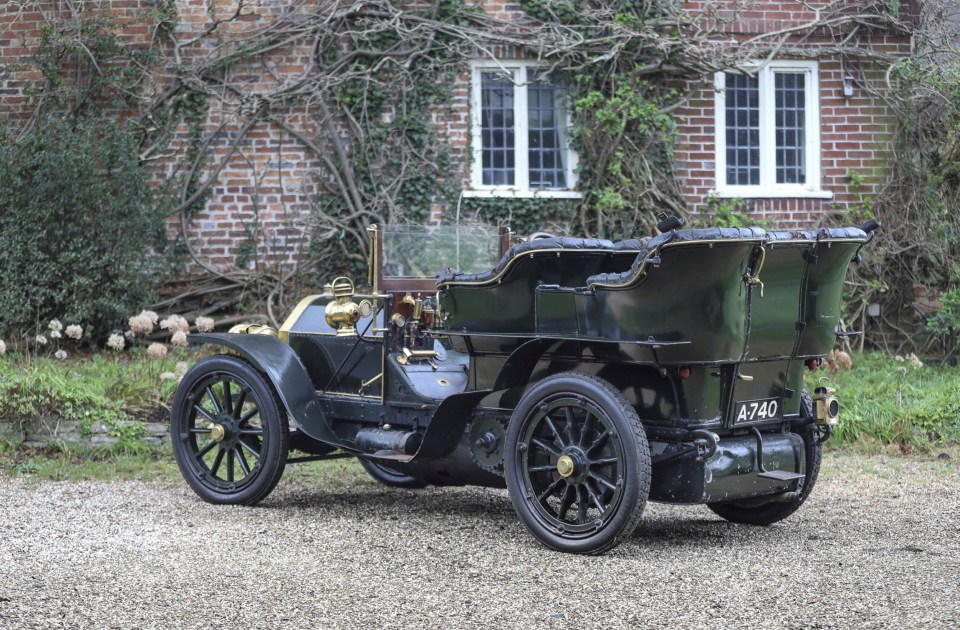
[734,397,781,424]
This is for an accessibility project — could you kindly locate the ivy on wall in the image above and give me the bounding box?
[0,0,920,335]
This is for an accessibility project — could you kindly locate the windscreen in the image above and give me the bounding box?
[381,225,502,278]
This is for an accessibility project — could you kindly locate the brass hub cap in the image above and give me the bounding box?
[210,423,226,443]
[556,455,575,478]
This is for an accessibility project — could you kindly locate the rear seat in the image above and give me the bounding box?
[586,227,768,289]
[437,237,616,286]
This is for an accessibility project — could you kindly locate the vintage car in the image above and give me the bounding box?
[171,217,878,554]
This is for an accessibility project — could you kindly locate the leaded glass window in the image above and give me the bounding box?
[724,73,760,186]
[716,62,820,196]
[472,63,575,192]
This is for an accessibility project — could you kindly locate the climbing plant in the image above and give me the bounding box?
[1,0,917,331]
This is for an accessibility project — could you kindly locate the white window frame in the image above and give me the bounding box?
[464,59,580,199]
[713,60,831,199]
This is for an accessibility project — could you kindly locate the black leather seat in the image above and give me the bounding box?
[437,237,615,285]
[586,227,768,289]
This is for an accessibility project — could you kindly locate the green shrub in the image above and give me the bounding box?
[810,351,960,447]
[0,116,167,340]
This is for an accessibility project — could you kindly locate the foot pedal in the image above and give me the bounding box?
[757,470,805,482]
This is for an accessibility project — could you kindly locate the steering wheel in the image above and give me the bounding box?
[527,231,557,241]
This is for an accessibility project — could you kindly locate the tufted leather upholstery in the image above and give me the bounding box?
[437,237,615,285]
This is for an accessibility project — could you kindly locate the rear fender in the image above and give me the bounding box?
[188,333,345,448]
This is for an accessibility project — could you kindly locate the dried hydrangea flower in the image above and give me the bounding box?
[35,334,48,346]
[170,330,189,348]
[48,319,63,333]
[159,371,177,381]
[147,342,168,359]
[106,334,126,351]
[65,325,83,340]
[0,340,6,355]
[160,314,190,334]
[55,349,67,360]
[195,316,215,333]
[175,361,189,377]
[50,330,62,339]
[128,313,155,335]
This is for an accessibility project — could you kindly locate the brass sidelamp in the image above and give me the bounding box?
[324,277,362,336]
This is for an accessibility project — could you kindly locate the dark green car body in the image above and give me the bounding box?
[182,222,873,552]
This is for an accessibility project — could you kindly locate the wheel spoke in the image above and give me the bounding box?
[563,406,578,445]
[238,437,261,460]
[543,415,566,447]
[584,480,606,515]
[537,478,564,502]
[222,380,233,417]
[576,486,588,524]
[531,438,561,456]
[239,427,264,435]
[591,457,618,467]
[240,406,260,424]
[197,440,217,458]
[190,427,212,435]
[210,448,225,476]
[226,450,235,482]
[589,470,618,492]
[578,411,594,447]
[587,429,610,453]
[205,386,223,415]
[528,464,556,473]
[194,404,217,423]
[558,485,576,521]
[236,448,251,476]
[232,388,248,419]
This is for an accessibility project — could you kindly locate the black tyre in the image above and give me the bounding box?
[504,372,652,554]
[171,355,289,505]
[359,458,428,488]
[707,391,822,525]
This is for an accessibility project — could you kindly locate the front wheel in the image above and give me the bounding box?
[707,391,822,525]
[504,372,651,554]
[171,355,289,505]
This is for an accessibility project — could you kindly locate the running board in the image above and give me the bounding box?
[757,470,805,482]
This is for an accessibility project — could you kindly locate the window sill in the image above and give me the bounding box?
[711,187,834,200]
[462,189,583,200]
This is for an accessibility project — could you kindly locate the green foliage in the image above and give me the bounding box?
[569,73,680,239]
[809,352,960,447]
[460,198,579,237]
[925,287,960,355]
[691,196,767,229]
[0,353,180,426]
[842,52,960,355]
[0,117,166,340]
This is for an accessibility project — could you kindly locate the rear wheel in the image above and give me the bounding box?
[359,458,427,488]
[171,355,289,505]
[505,372,651,554]
[707,391,822,525]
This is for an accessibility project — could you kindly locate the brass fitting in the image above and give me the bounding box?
[228,323,278,336]
[813,386,840,425]
[324,277,361,336]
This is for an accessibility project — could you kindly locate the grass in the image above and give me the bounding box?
[1,350,958,483]
[809,351,960,449]
[0,351,187,428]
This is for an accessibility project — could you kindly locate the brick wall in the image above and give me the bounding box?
[675,1,913,226]
[0,0,914,266]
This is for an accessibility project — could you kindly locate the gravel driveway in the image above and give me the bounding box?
[0,452,957,629]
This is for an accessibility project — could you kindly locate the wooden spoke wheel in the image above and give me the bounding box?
[505,372,651,554]
[171,355,289,505]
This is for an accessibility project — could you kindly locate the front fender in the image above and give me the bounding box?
[188,333,344,448]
